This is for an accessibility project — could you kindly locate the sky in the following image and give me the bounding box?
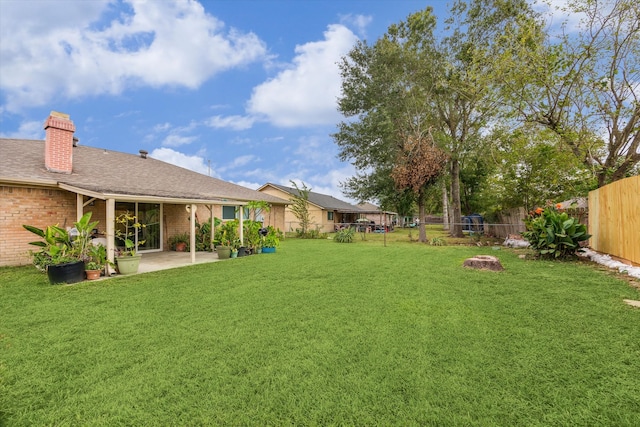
[0,0,568,203]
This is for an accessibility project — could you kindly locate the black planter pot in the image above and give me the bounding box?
[47,260,85,285]
[237,246,247,257]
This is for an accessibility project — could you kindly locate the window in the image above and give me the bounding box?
[222,206,236,220]
[328,211,334,220]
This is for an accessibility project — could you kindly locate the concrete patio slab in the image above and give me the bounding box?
[135,251,221,274]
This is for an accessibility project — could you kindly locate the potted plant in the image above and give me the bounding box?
[23,212,98,284]
[243,220,262,256]
[261,226,282,253]
[85,243,113,280]
[215,220,239,260]
[114,211,146,274]
[168,232,189,252]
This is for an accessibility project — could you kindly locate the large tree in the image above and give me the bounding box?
[335,1,536,238]
[496,0,640,186]
[391,129,449,241]
[485,125,595,211]
[334,9,443,242]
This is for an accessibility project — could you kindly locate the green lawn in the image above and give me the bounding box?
[1,237,639,426]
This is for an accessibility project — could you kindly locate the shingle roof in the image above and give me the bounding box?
[262,182,364,212]
[358,202,397,214]
[0,139,288,205]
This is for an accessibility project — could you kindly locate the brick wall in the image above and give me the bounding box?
[0,185,77,266]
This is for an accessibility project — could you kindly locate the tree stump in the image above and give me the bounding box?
[463,255,504,271]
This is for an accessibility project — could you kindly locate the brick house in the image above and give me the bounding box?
[257,183,394,233]
[0,111,288,267]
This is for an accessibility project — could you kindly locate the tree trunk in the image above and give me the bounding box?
[450,158,463,237]
[442,183,450,230]
[418,193,427,243]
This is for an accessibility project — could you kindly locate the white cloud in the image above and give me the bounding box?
[247,24,359,127]
[217,154,259,175]
[276,161,358,205]
[150,147,210,175]
[205,114,255,130]
[339,14,372,39]
[308,163,358,203]
[0,0,267,112]
[229,154,258,168]
[162,134,198,147]
[153,122,172,132]
[233,180,262,190]
[0,119,44,139]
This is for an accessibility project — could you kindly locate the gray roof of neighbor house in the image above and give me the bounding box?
[358,202,397,215]
[260,182,364,212]
[0,139,288,205]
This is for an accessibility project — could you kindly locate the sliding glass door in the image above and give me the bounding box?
[115,202,162,252]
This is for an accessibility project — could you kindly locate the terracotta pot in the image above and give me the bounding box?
[175,242,187,252]
[85,269,101,280]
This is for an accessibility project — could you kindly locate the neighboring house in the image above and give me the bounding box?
[257,183,394,233]
[357,202,398,229]
[258,183,362,233]
[0,111,288,267]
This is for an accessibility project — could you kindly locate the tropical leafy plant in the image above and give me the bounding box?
[243,220,263,250]
[262,226,283,248]
[195,217,220,251]
[86,243,113,271]
[522,204,590,259]
[23,212,98,269]
[216,220,239,248]
[334,227,355,243]
[114,212,145,256]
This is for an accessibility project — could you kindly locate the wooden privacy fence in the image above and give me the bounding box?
[485,207,527,239]
[589,175,640,265]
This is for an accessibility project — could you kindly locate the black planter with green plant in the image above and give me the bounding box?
[23,212,98,284]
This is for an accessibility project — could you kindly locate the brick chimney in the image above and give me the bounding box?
[44,111,76,174]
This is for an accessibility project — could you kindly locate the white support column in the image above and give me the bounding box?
[210,205,215,250]
[76,193,83,221]
[106,198,115,275]
[190,203,196,263]
[239,205,244,246]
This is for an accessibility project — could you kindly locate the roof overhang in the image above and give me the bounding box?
[0,176,58,188]
[58,183,247,205]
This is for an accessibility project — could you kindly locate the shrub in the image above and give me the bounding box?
[334,228,355,243]
[295,227,325,239]
[522,204,590,259]
[429,237,447,246]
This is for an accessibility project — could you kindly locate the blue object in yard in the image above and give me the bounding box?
[462,213,484,234]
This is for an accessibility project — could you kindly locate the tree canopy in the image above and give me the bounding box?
[334,0,638,231]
